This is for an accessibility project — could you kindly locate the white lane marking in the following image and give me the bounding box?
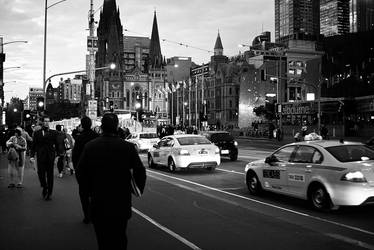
[132,207,202,250]
[326,233,374,250]
[147,169,374,237]
[216,168,244,175]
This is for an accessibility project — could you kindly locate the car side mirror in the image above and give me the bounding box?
[153,144,159,149]
[265,155,277,164]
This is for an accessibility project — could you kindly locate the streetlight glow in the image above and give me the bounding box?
[135,102,141,109]
[109,63,116,70]
[13,108,18,112]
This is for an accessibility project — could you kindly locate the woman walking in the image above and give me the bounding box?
[6,128,27,188]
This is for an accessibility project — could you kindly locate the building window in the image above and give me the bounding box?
[229,100,232,108]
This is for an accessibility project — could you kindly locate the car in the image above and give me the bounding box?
[147,134,221,172]
[126,132,159,152]
[244,140,374,211]
[200,131,238,161]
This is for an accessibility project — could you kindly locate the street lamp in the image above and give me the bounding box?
[42,0,67,106]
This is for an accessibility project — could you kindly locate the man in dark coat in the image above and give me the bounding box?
[72,116,98,224]
[30,116,58,201]
[77,113,146,250]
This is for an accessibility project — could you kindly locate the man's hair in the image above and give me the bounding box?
[101,113,119,134]
[81,116,92,130]
[56,124,62,131]
[15,128,22,136]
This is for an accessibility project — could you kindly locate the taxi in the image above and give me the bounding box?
[244,139,374,211]
[126,132,159,152]
[148,134,220,172]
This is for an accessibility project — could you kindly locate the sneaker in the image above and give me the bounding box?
[58,173,63,178]
[42,188,48,198]
[44,195,52,201]
[16,184,24,188]
[8,183,15,188]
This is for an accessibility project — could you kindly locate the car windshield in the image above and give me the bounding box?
[139,133,158,139]
[177,136,211,145]
[325,145,374,162]
[209,133,234,142]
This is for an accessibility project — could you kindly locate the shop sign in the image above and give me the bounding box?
[282,102,314,115]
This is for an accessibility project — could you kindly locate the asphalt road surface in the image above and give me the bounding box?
[1,137,373,250]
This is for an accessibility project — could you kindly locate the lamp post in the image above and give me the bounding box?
[42,0,67,106]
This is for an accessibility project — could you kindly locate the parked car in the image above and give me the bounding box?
[200,131,238,161]
[148,134,220,172]
[245,139,374,211]
[126,132,159,152]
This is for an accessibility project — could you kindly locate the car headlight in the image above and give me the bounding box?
[234,141,238,146]
[215,147,220,154]
[179,149,190,155]
[341,171,367,183]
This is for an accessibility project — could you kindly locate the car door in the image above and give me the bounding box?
[157,137,174,166]
[287,145,323,197]
[153,138,168,165]
[263,145,296,193]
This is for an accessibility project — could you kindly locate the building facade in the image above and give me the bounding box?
[350,0,374,33]
[275,0,321,45]
[320,0,350,37]
[28,87,44,111]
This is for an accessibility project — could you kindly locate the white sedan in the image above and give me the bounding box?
[245,140,374,211]
[148,134,221,171]
[126,132,159,152]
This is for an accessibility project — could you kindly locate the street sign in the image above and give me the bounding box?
[87,36,98,52]
[87,100,97,120]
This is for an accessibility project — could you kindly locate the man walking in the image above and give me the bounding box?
[72,116,98,224]
[77,113,146,250]
[30,116,58,201]
[55,125,66,178]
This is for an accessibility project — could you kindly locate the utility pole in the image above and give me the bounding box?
[188,78,191,127]
[86,0,98,119]
[0,37,5,125]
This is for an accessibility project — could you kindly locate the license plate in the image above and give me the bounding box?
[221,150,229,154]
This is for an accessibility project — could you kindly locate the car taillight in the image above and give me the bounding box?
[234,141,238,146]
[341,171,367,183]
[215,148,220,154]
[179,149,190,155]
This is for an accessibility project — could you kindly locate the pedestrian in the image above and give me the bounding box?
[30,116,59,201]
[63,128,75,175]
[6,128,27,188]
[77,113,146,250]
[320,124,329,140]
[72,116,98,224]
[55,125,67,178]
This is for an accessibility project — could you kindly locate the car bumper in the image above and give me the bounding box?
[174,154,221,169]
[329,183,374,206]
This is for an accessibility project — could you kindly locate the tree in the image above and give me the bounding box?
[6,97,23,127]
[253,101,276,121]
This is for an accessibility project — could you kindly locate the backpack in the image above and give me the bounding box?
[64,137,71,150]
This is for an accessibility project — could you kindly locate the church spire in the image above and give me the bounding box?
[149,10,163,69]
[214,31,223,56]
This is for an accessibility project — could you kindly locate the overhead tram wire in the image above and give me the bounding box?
[124,28,213,54]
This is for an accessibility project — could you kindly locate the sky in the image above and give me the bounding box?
[0,0,274,103]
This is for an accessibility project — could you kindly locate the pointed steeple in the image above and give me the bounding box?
[149,10,163,69]
[214,31,223,56]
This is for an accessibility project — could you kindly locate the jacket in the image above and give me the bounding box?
[76,133,146,219]
[72,129,98,168]
[31,129,58,165]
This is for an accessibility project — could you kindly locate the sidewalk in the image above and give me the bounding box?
[0,153,169,250]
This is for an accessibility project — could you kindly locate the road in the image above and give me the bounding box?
[1,137,373,250]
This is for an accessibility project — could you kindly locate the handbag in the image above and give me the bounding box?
[7,147,19,161]
[130,169,142,197]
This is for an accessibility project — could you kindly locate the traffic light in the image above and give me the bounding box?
[36,97,44,111]
[109,101,114,112]
[23,110,31,121]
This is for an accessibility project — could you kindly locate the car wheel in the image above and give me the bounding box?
[148,154,156,168]
[246,171,262,195]
[308,184,336,211]
[230,153,238,161]
[168,158,176,172]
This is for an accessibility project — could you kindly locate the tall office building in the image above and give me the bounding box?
[275,0,320,44]
[320,0,350,37]
[350,0,374,33]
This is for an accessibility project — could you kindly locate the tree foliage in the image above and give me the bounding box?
[46,101,81,121]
